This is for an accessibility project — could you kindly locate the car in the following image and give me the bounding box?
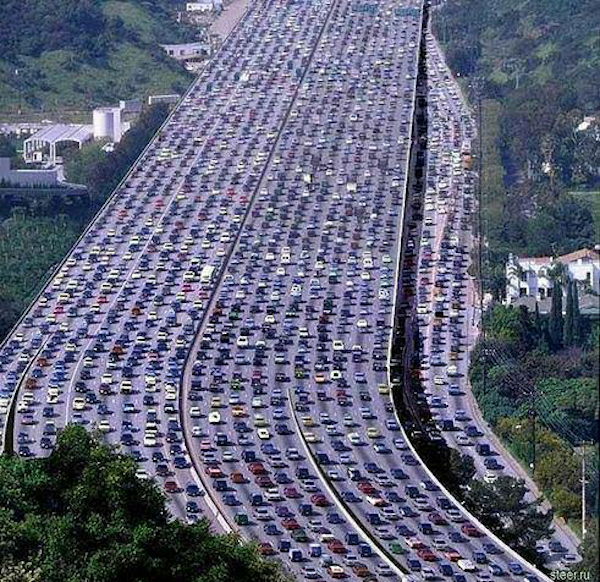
[457,559,476,572]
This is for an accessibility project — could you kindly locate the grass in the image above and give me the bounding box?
[103,1,169,45]
[0,1,193,112]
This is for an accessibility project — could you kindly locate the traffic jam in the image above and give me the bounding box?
[0,0,548,581]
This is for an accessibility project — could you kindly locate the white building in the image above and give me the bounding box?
[506,248,600,303]
[0,157,58,187]
[160,41,209,62]
[93,107,123,143]
[148,94,180,106]
[23,124,93,164]
[186,0,222,12]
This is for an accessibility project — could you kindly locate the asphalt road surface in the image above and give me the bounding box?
[0,1,558,581]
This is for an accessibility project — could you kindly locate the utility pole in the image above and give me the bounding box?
[581,442,587,538]
[531,390,536,472]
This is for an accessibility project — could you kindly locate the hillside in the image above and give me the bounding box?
[433,0,599,298]
[434,0,599,188]
[0,0,196,112]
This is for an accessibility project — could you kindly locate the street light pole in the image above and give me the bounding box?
[581,442,587,538]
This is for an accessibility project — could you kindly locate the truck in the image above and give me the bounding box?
[200,265,216,284]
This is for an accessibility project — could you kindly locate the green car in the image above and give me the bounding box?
[234,513,249,526]
[389,541,407,555]
[291,529,309,543]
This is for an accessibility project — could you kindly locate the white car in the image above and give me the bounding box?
[257,428,270,440]
[457,559,476,572]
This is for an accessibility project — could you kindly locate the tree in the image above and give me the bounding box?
[463,476,553,566]
[548,283,564,350]
[573,519,599,582]
[572,281,582,344]
[563,280,574,346]
[0,426,283,582]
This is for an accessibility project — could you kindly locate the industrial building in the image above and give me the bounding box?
[22,124,94,164]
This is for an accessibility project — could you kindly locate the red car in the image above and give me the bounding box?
[417,548,438,562]
[258,543,276,556]
[461,524,484,538]
[429,512,449,526]
[164,481,179,493]
[443,548,462,562]
[284,487,302,499]
[231,472,246,484]
[327,540,347,555]
[282,518,301,530]
[357,481,377,495]
[311,493,332,507]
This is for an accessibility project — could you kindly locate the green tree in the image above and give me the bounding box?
[0,426,282,582]
[572,281,582,344]
[564,280,574,346]
[549,284,564,350]
[462,476,553,566]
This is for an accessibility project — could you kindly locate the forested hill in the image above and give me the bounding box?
[0,0,196,111]
[434,0,600,188]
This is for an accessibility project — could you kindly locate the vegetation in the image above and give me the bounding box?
[0,208,93,340]
[0,0,195,111]
[0,426,282,582]
[470,304,599,529]
[462,477,553,567]
[435,0,599,187]
[434,0,599,299]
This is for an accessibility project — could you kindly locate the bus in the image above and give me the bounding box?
[200,265,216,284]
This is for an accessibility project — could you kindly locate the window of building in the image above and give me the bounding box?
[521,271,527,282]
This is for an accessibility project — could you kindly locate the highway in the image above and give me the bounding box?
[0,0,554,581]
[413,31,580,570]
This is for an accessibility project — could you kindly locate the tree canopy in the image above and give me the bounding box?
[0,426,282,582]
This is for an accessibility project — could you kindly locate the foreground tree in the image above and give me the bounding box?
[0,426,282,582]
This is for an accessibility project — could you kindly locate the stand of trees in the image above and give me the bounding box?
[0,426,283,582]
[434,0,598,299]
[470,304,599,526]
[0,1,194,110]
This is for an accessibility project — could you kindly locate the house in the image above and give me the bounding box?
[506,248,600,303]
[160,41,209,62]
[186,0,222,13]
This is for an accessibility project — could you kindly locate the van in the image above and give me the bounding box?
[278,539,291,553]
[345,532,359,545]
[289,549,303,562]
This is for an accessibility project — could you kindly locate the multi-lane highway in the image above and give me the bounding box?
[0,0,554,580]
[413,31,580,570]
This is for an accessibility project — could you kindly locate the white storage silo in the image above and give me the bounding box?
[93,107,122,142]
